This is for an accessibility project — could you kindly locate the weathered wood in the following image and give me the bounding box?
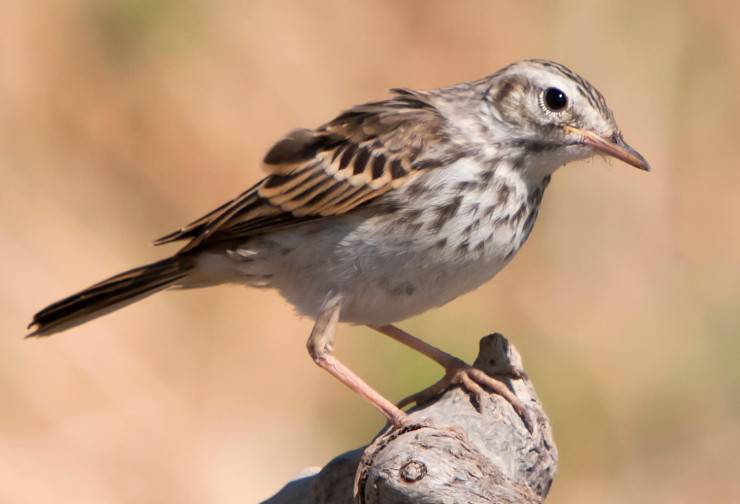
[264,333,557,504]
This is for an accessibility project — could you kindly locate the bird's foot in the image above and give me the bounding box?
[398,357,532,432]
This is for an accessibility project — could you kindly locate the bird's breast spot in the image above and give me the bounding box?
[394,283,416,297]
[378,277,417,298]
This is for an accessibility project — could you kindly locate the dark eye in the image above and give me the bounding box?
[544,87,568,111]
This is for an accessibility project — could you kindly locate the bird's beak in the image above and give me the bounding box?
[566,127,651,172]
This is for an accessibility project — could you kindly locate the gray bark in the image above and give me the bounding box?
[263,333,557,504]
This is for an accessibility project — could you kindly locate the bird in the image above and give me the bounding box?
[28,59,649,430]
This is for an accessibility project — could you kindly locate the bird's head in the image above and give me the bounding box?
[480,59,650,173]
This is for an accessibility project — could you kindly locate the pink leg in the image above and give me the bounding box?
[370,324,531,431]
[308,297,407,428]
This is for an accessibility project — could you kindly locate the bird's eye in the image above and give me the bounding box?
[543,87,568,111]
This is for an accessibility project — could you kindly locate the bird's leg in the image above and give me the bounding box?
[308,296,408,428]
[369,324,530,429]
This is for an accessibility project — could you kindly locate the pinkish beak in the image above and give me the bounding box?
[567,127,651,171]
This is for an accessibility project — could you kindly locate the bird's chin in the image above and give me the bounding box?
[563,143,596,163]
[564,143,630,169]
[527,144,593,177]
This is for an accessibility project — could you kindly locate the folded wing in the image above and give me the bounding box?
[155,89,451,254]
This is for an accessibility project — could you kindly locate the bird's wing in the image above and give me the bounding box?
[154,89,453,253]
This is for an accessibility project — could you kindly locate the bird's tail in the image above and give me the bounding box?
[27,256,194,337]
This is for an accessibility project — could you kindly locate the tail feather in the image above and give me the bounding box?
[27,256,194,337]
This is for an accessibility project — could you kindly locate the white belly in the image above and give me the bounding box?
[200,159,545,325]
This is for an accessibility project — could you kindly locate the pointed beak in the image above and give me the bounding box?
[566,127,651,172]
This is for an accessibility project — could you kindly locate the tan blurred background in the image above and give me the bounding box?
[2,1,739,502]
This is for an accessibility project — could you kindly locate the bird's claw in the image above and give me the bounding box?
[398,360,533,433]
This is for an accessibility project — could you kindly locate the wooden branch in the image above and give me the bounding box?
[263,333,557,504]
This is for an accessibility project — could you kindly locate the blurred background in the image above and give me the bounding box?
[2,1,739,502]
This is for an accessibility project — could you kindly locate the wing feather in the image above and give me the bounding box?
[154,89,455,253]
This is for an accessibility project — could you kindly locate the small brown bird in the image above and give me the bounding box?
[28,60,649,429]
